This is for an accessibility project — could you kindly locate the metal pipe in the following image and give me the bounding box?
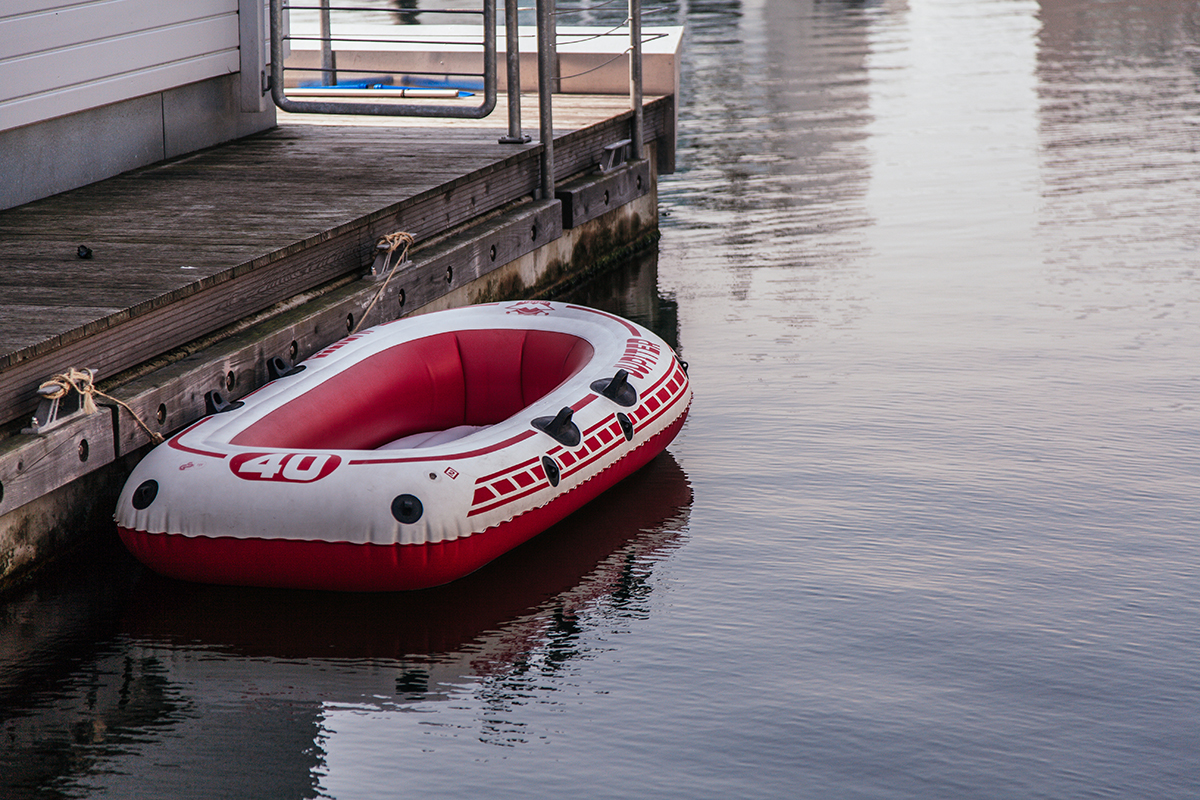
[629,0,643,160]
[500,0,530,143]
[319,0,335,85]
[536,0,556,198]
[549,0,560,93]
[287,4,482,13]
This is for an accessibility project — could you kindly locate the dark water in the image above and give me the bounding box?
[5,1,1200,797]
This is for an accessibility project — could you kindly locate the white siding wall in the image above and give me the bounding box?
[0,0,241,133]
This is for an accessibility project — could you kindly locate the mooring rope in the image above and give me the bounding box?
[353,231,415,335]
[39,368,165,444]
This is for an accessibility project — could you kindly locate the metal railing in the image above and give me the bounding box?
[269,0,497,118]
[534,0,649,194]
[265,0,651,195]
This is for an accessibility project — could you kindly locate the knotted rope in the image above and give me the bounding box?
[353,231,415,334]
[39,368,164,444]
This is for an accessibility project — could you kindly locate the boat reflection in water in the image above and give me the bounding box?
[126,449,691,661]
[1,449,690,798]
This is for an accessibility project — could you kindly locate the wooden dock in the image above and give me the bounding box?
[0,92,674,588]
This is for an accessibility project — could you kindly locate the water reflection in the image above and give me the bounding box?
[1,450,690,799]
[122,452,690,665]
[557,247,681,352]
[1037,0,1200,289]
[662,0,875,350]
[0,545,148,800]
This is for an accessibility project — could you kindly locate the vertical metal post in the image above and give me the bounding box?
[500,0,530,143]
[319,0,335,85]
[629,0,644,160]
[536,0,556,199]
[549,0,560,93]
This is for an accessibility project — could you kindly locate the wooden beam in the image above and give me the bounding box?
[558,160,651,229]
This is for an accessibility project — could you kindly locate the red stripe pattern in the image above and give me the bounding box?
[467,357,689,519]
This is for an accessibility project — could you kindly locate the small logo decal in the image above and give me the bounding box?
[506,300,554,316]
[444,467,460,480]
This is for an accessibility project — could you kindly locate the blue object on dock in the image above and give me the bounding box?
[297,76,474,97]
[400,75,486,93]
[299,76,394,89]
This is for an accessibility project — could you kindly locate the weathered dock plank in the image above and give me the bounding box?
[0,94,673,427]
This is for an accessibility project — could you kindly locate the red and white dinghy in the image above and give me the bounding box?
[115,301,691,591]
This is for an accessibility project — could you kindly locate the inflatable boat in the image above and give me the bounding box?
[115,301,691,591]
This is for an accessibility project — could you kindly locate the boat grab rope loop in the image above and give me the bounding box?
[39,368,165,444]
[354,231,415,334]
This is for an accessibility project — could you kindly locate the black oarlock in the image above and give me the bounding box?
[590,369,637,407]
[204,390,243,415]
[532,406,581,447]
